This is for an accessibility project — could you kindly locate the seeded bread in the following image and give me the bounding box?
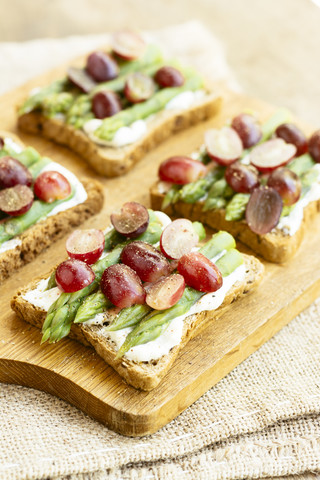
[0,132,104,283]
[11,253,263,390]
[150,183,320,263]
[17,93,221,177]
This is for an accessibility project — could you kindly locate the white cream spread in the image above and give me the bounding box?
[83,90,205,148]
[165,90,205,111]
[22,278,61,310]
[276,165,320,236]
[0,140,87,256]
[83,119,147,148]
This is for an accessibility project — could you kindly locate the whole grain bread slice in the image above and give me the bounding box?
[150,182,320,264]
[11,253,263,390]
[18,92,221,177]
[0,132,104,283]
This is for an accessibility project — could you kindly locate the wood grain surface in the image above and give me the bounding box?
[0,73,319,436]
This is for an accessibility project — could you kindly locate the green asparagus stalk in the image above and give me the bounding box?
[287,153,315,177]
[202,178,231,212]
[192,221,206,241]
[42,92,75,117]
[161,185,182,210]
[18,79,68,115]
[179,167,225,204]
[0,188,75,246]
[225,193,250,221]
[41,217,163,343]
[28,157,51,178]
[2,146,42,168]
[116,247,243,358]
[74,292,112,324]
[260,108,292,143]
[94,74,204,141]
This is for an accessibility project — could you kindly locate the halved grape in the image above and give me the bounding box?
[250,138,297,173]
[111,30,145,60]
[225,162,260,193]
[205,127,243,166]
[92,91,122,119]
[55,259,95,293]
[34,171,71,203]
[160,219,199,259]
[66,229,105,264]
[275,123,308,157]
[0,185,34,216]
[231,113,262,148]
[267,168,301,206]
[100,264,145,309]
[245,186,283,234]
[86,51,119,82]
[0,156,32,189]
[158,156,207,185]
[111,202,149,238]
[121,241,171,283]
[124,72,155,103]
[67,67,97,93]
[146,274,185,310]
[308,130,320,163]
[177,252,223,293]
[154,66,184,88]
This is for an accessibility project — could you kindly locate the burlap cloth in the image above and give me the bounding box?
[0,22,319,480]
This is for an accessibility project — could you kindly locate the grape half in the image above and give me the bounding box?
[225,162,260,193]
[86,51,119,82]
[308,130,320,163]
[158,156,207,185]
[34,171,71,203]
[111,202,149,238]
[231,113,262,148]
[92,91,122,119]
[0,156,32,189]
[124,73,155,103]
[154,66,184,88]
[146,274,185,310]
[205,127,243,166]
[178,252,223,293]
[66,229,105,264]
[250,138,297,173]
[0,185,34,216]
[267,168,301,206]
[245,186,283,234]
[160,219,199,259]
[55,259,95,293]
[121,241,171,283]
[100,264,145,309]
[275,123,308,157]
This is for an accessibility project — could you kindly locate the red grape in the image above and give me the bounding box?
[275,123,308,157]
[245,186,283,234]
[146,274,185,310]
[231,113,262,148]
[55,259,95,293]
[124,72,155,103]
[111,30,145,60]
[308,130,320,163]
[86,51,119,82]
[160,219,199,259]
[66,229,105,264]
[0,156,32,189]
[121,241,171,283]
[111,202,149,238]
[100,264,145,309]
[205,127,243,166]
[267,168,301,206]
[178,252,223,293]
[250,138,296,173]
[158,156,207,185]
[92,91,122,119]
[34,171,71,203]
[0,185,34,216]
[154,66,184,88]
[225,162,260,193]
[67,67,97,93]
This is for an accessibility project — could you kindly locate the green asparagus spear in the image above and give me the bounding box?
[18,79,68,115]
[104,304,152,331]
[161,185,182,209]
[260,109,292,143]
[116,247,243,358]
[225,193,250,221]
[179,167,225,204]
[202,177,231,211]
[287,153,315,177]
[28,157,51,178]
[42,92,75,117]
[0,188,75,246]
[192,221,206,241]
[74,292,112,324]
[94,74,204,141]
[41,217,163,343]
[3,146,42,168]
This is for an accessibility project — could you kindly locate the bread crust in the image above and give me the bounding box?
[0,133,104,283]
[17,93,222,177]
[150,182,320,263]
[11,254,263,390]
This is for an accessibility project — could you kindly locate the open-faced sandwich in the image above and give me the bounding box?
[150,110,320,263]
[0,132,104,283]
[17,30,221,177]
[11,202,264,390]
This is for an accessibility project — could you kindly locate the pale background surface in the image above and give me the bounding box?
[0,0,319,125]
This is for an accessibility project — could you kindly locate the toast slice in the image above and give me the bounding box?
[18,93,221,177]
[150,183,320,264]
[11,253,263,390]
[0,132,104,283]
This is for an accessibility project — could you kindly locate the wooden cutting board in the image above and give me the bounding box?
[0,72,319,436]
